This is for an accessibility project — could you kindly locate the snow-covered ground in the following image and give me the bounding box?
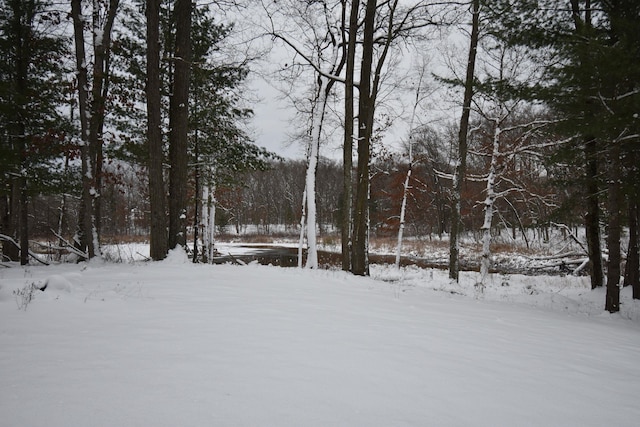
[1,247,639,426]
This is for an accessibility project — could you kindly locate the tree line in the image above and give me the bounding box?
[1,0,639,312]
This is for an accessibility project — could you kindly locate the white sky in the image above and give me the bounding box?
[235,2,469,161]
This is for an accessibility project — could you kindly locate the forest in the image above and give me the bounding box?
[1,0,639,313]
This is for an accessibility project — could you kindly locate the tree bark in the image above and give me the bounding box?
[351,0,377,276]
[146,0,167,260]
[569,0,604,289]
[19,145,28,265]
[626,192,639,299]
[605,142,621,313]
[168,0,192,250]
[71,0,119,259]
[4,182,21,261]
[70,0,92,259]
[479,118,500,286]
[89,0,119,242]
[449,0,479,281]
[13,3,30,265]
[341,0,358,272]
[584,137,603,288]
[0,194,13,260]
[304,76,332,269]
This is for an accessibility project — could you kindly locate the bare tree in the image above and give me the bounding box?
[70,0,120,259]
[262,0,346,268]
[351,0,377,275]
[396,60,429,268]
[449,0,479,281]
[341,0,359,271]
[262,0,447,274]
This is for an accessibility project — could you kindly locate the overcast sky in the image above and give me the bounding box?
[234,2,468,161]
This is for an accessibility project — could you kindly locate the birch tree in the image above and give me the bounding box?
[352,0,449,275]
[262,0,346,269]
[262,0,444,273]
[468,37,558,288]
[395,63,428,268]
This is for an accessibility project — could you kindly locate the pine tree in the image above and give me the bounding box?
[0,0,69,264]
[485,0,640,312]
[111,1,276,259]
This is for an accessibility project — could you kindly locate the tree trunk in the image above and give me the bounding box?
[351,0,377,276]
[0,194,13,260]
[605,142,621,313]
[305,105,320,269]
[396,166,411,269]
[71,0,91,258]
[479,118,500,287]
[71,0,118,259]
[626,192,639,299]
[200,180,217,264]
[341,0,358,272]
[146,0,167,260]
[570,0,603,289]
[396,64,426,268]
[449,0,479,281]
[19,162,28,266]
[168,0,192,250]
[88,0,119,243]
[13,7,29,266]
[192,147,200,263]
[584,138,603,289]
[4,182,20,261]
[298,185,307,268]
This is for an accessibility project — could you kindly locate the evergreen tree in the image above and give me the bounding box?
[485,0,640,311]
[189,8,278,262]
[0,0,70,263]
[111,1,276,258]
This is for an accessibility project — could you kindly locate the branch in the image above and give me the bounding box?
[0,234,50,265]
[550,222,588,255]
[50,229,89,259]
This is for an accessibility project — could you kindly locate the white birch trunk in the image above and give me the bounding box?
[304,74,332,269]
[207,188,216,263]
[201,180,217,264]
[479,118,501,286]
[395,69,424,269]
[201,185,209,262]
[305,96,322,269]
[298,185,307,268]
[395,168,411,268]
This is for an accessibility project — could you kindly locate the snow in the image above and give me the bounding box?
[1,258,639,427]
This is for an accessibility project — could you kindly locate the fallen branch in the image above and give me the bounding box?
[0,233,50,265]
[50,230,89,259]
[572,258,590,276]
[136,252,151,261]
[527,252,585,261]
[550,222,588,255]
[528,257,589,270]
[226,252,247,266]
